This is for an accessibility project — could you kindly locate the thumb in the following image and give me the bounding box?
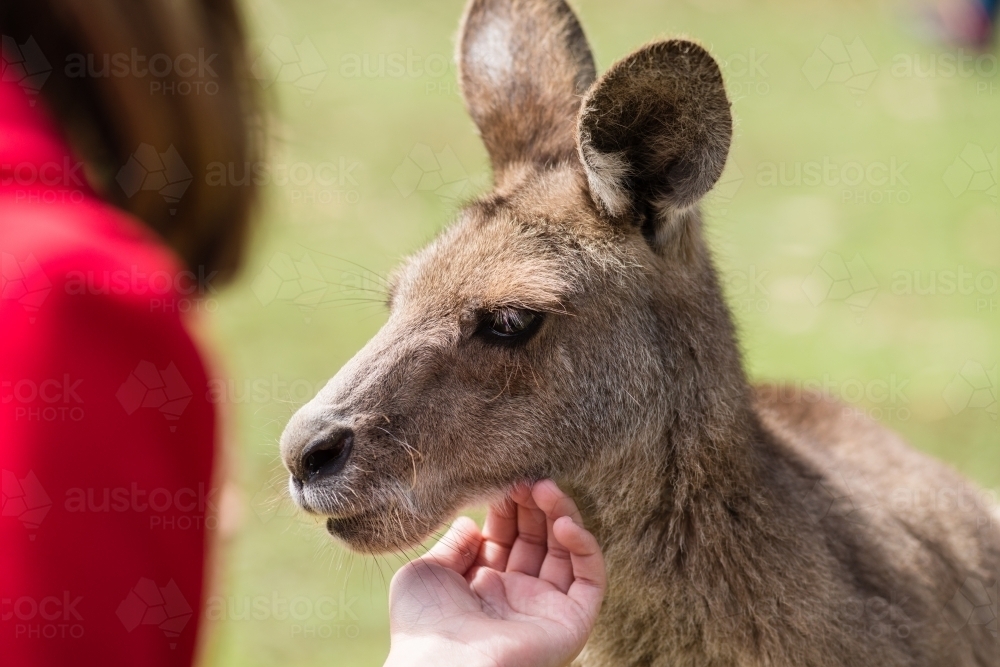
[553,515,606,619]
[421,516,483,575]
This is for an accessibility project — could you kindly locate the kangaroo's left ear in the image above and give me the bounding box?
[458,0,596,186]
[577,40,732,243]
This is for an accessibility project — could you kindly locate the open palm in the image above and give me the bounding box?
[386,481,606,667]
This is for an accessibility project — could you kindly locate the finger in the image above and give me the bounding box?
[553,515,606,618]
[531,479,584,525]
[505,485,549,576]
[509,481,533,505]
[532,479,584,592]
[423,516,483,576]
[476,495,518,571]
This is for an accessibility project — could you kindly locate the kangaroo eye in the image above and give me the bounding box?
[477,308,542,344]
[490,309,535,335]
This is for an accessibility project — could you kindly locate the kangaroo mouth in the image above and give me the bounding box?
[325,514,371,544]
[321,481,531,553]
[288,469,436,553]
[322,502,441,554]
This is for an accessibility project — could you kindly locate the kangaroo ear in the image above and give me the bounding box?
[578,40,732,237]
[458,0,596,183]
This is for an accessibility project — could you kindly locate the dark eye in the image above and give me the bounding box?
[477,308,543,345]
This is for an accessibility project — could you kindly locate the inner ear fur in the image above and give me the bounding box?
[577,39,732,223]
[457,0,596,184]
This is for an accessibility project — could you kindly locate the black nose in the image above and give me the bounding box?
[299,428,353,483]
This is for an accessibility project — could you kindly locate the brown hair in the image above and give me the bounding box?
[2,0,261,281]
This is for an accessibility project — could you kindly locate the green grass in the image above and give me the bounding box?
[199,0,999,664]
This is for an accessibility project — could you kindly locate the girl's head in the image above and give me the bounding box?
[2,0,261,280]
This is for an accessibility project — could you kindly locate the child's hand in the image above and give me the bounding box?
[385,480,606,667]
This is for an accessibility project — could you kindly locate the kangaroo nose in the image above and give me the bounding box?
[298,428,354,484]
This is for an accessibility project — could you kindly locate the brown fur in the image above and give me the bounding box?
[281,1,1000,664]
[458,0,595,184]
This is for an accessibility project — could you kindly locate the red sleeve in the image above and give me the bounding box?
[1,235,215,666]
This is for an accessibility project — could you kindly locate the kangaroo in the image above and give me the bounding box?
[279,0,1000,664]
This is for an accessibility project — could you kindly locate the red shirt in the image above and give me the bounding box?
[1,79,215,666]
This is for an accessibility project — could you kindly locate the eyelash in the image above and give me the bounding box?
[475,307,544,347]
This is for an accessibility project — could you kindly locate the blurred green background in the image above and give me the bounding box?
[196,0,999,664]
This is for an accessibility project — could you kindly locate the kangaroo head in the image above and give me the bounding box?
[280,0,734,553]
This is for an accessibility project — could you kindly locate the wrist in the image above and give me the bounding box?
[385,636,496,667]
